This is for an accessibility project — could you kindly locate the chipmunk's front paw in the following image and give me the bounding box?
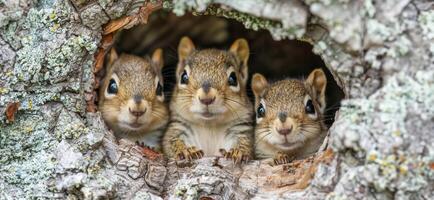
[220,148,251,164]
[175,146,204,161]
[135,141,162,160]
[273,152,293,166]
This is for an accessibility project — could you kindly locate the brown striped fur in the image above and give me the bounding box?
[252,69,328,164]
[99,49,168,150]
[162,37,253,163]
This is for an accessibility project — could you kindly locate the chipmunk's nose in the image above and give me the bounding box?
[133,95,143,104]
[199,81,216,105]
[278,112,287,123]
[129,108,146,117]
[202,81,211,94]
[277,126,292,136]
[276,114,294,136]
[199,97,215,105]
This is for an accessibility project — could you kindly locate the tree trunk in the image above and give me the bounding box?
[1,0,433,199]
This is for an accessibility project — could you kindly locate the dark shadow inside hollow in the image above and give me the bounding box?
[113,11,344,127]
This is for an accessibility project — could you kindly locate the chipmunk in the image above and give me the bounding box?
[98,48,169,150]
[162,37,253,163]
[252,69,328,165]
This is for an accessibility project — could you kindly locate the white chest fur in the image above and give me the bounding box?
[181,123,237,156]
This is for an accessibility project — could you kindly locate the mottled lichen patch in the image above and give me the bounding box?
[306,0,364,51]
[167,0,306,39]
[0,0,99,198]
[418,11,434,54]
[0,0,98,122]
[54,108,88,140]
[0,112,58,198]
[202,7,303,40]
[329,70,434,199]
[80,4,110,30]
[1,0,434,199]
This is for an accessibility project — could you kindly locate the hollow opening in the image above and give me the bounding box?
[112,11,344,128]
[93,10,346,193]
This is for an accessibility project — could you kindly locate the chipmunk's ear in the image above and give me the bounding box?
[151,48,164,71]
[306,68,327,112]
[178,36,195,63]
[230,38,250,84]
[252,73,268,98]
[230,38,249,65]
[107,48,119,68]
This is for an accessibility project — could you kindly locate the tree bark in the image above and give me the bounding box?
[0,0,433,199]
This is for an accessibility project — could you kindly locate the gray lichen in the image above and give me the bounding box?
[201,7,303,40]
[329,70,434,199]
[0,0,98,118]
[0,0,101,198]
[166,158,250,199]
[80,4,110,30]
[1,0,433,199]
[419,10,434,54]
[169,0,307,39]
[0,106,60,198]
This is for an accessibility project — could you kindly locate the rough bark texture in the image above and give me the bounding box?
[1,0,433,199]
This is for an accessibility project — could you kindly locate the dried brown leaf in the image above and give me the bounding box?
[5,102,20,122]
[100,33,114,49]
[94,48,105,73]
[103,16,132,35]
[103,0,163,33]
[137,0,163,24]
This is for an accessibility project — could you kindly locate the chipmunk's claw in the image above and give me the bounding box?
[176,146,204,161]
[220,148,251,164]
[273,152,293,166]
[135,141,144,147]
[135,141,155,150]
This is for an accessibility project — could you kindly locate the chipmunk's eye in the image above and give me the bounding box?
[107,79,118,94]
[228,72,237,86]
[156,82,163,96]
[305,99,315,114]
[257,103,265,118]
[180,70,189,84]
